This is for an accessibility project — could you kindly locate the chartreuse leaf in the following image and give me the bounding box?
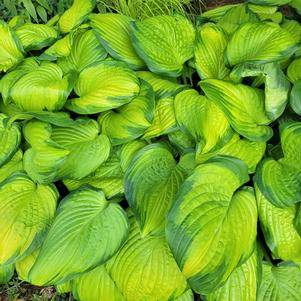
[0,150,23,183]
[217,4,259,34]
[58,29,107,73]
[291,0,301,14]
[125,144,189,236]
[291,80,301,115]
[248,0,291,4]
[198,4,240,23]
[166,156,257,294]
[206,249,260,301]
[0,264,14,284]
[64,146,124,198]
[255,121,301,208]
[137,71,188,98]
[0,21,23,72]
[194,23,229,80]
[90,13,145,69]
[16,248,39,281]
[65,61,140,114]
[107,216,189,301]
[143,97,177,139]
[174,89,232,153]
[99,81,154,145]
[0,114,21,168]
[28,187,129,285]
[15,23,58,51]
[130,15,195,77]
[258,262,301,301]
[196,134,266,173]
[0,173,58,265]
[175,290,194,301]
[24,119,111,183]
[58,0,95,34]
[10,62,73,112]
[230,62,290,120]
[282,20,301,42]
[248,4,282,23]
[71,264,125,301]
[56,281,72,294]
[168,130,195,154]
[256,186,301,264]
[200,79,273,142]
[226,22,298,67]
[287,57,301,84]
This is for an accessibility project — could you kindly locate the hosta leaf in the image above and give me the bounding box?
[258,263,301,301]
[206,249,260,301]
[64,147,124,198]
[248,4,282,23]
[107,216,188,301]
[166,156,257,294]
[226,22,298,66]
[287,57,301,84]
[28,187,129,285]
[90,13,145,69]
[199,4,240,23]
[0,21,23,72]
[168,130,195,154]
[143,97,177,138]
[194,23,229,80]
[200,79,273,141]
[175,290,194,301]
[72,264,125,301]
[24,119,111,183]
[58,0,95,34]
[0,264,14,284]
[282,20,301,42]
[248,0,291,4]
[130,15,195,77]
[58,29,107,72]
[16,248,39,281]
[56,281,72,294]
[65,61,140,114]
[0,173,58,265]
[230,62,290,120]
[15,23,58,51]
[0,149,23,183]
[137,71,188,98]
[10,62,73,112]
[256,186,301,263]
[290,80,301,115]
[255,121,301,207]
[196,134,266,173]
[125,144,188,235]
[174,89,232,152]
[99,81,155,145]
[0,114,21,167]
[290,0,301,14]
[217,4,259,34]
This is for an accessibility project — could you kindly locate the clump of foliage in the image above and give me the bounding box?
[0,0,301,300]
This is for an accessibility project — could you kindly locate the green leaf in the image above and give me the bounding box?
[248,0,291,5]
[36,6,48,23]
[225,22,298,67]
[71,264,125,301]
[230,62,290,120]
[0,114,21,168]
[107,216,188,301]
[287,57,301,84]
[130,15,195,77]
[125,144,189,236]
[0,264,14,284]
[16,23,58,51]
[197,4,240,23]
[258,262,301,301]
[143,97,177,139]
[24,119,111,183]
[282,20,301,42]
[22,0,38,23]
[90,13,145,70]
[290,80,301,115]
[10,62,73,112]
[0,21,23,72]
[166,156,257,294]
[65,61,140,114]
[0,149,23,183]
[99,80,155,145]
[200,79,273,142]
[16,248,39,282]
[248,4,282,23]
[174,89,232,152]
[255,121,301,207]
[58,0,95,34]
[206,249,260,301]
[64,146,124,199]
[194,23,229,80]
[58,29,107,73]
[256,186,301,264]
[0,173,58,265]
[28,187,129,285]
